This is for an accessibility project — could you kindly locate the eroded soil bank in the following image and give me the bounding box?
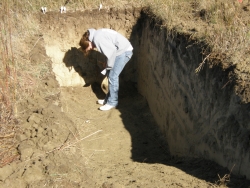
[0,7,250,188]
[132,11,250,179]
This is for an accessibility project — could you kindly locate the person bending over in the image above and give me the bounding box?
[79,28,133,111]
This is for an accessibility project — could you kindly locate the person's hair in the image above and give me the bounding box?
[79,30,90,55]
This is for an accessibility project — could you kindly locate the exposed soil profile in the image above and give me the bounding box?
[1,7,250,188]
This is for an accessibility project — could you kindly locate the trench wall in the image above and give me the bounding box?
[38,8,250,178]
[39,7,140,87]
[131,12,250,178]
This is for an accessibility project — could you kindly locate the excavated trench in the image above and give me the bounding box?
[40,7,250,179]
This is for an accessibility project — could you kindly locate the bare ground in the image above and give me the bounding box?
[0,69,249,187]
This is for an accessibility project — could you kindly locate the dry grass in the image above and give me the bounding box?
[0,0,249,167]
[216,164,235,187]
[0,1,19,166]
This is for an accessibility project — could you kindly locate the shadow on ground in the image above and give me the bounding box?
[89,76,250,187]
[116,82,250,188]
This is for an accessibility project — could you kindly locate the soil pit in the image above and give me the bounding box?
[0,7,250,188]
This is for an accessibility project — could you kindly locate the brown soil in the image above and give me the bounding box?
[1,74,240,188]
[1,6,250,188]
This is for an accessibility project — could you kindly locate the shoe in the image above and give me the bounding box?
[99,104,115,111]
[97,99,105,105]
